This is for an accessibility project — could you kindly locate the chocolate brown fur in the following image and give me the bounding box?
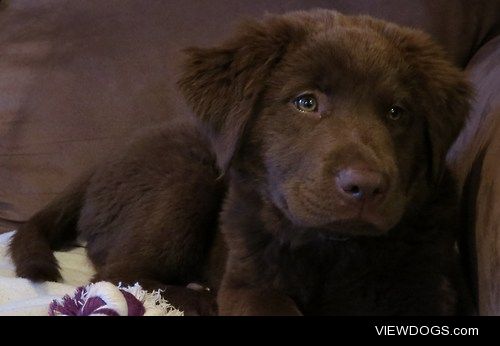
[10,10,472,315]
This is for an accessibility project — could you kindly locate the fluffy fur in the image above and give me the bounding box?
[10,10,472,315]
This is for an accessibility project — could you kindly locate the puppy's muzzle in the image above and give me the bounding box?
[335,168,389,208]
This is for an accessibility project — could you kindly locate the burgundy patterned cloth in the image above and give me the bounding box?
[49,284,146,316]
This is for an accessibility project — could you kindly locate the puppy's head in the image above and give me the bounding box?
[179,10,471,236]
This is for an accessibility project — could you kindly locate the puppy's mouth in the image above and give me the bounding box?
[317,219,385,237]
[276,191,396,236]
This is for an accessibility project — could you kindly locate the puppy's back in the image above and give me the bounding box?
[11,121,226,285]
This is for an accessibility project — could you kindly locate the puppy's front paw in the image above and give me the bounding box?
[163,285,217,316]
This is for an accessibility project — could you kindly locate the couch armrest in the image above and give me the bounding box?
[448,35,500,315]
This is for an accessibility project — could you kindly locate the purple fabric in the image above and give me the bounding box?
[49,285,146,316]
[80,297,119,316]
[122,290,146,316]
[49,286,87,316]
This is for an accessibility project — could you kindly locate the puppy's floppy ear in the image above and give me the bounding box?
[383,25,472,184]
[178,16,305,172]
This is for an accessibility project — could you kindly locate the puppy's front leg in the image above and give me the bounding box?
[217,286,302,316]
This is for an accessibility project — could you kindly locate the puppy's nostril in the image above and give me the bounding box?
[343,184,365,200]
[336,169,388,202]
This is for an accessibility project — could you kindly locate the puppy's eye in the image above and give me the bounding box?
[293,94,318,112]
[387,105,406,121]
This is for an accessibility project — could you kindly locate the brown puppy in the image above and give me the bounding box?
[10,10,472,315]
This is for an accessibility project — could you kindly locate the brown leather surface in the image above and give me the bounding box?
[449,35,500,315]
[474,115,500,315]
[0,0,499,223]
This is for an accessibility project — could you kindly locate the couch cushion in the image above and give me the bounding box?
[1,0,499,224]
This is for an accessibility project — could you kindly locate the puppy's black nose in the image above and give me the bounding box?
[335,169,388,203]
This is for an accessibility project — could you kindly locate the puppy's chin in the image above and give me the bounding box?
[316,219,388,237]
[284,219,390,249]
[274,191,401,237]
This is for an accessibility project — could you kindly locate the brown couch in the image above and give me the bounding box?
[0,0,499,314]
